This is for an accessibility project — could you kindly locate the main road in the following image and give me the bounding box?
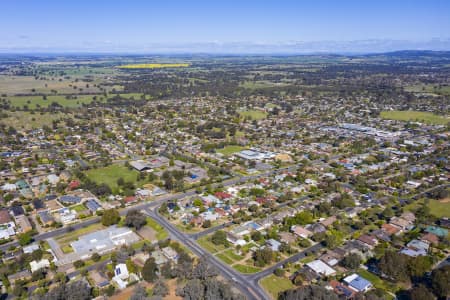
[145,200,324,300]
[145,207,268,300]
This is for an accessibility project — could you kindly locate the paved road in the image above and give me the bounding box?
[146,207,268,300]
[189,221,234,240]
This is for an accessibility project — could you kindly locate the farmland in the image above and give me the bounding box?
[118,63,190,69]
[0,111,66,130]
[6,95,101,109]
[405,84,450,96]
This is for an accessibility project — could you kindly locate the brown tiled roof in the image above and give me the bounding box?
[0,210,11,224]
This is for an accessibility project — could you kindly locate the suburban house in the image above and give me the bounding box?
[306,260,336,276]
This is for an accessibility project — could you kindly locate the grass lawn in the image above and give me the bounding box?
[216,145,245,156]
[233,264,261,274]
[215,249,244,264]
[146,217,168,240]
[61,245,74,254]
[238,109,267,120]
[240,81,288,90]
[241,242,258,252]
[71,204,86,212]
[197,236,226,253]
[260,274,294,299]
[299,256,315,264]
[357,268,398,295]
[404,199,450,218]
[223,249,244,261]
[427,199,450,218]
[380,110,449,125]
[85,163,140,192]
[216,253,234,264]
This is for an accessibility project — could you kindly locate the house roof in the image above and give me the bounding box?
[10,206,24,216]
[406,239,429,252]
[291,226,312,237]
[358,234,378,246]
[0,210,11,224]
[425,226,448,237]
[382,223,401,235]
[85,199,101,212]
[306,260,336,276]
[344,274,372,292]
[38,210,54,224]
[421,233,439,244]
[59,195,81,204]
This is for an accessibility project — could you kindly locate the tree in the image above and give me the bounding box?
[152,279,169,297]
[39,280,92,300]
[101,209,120,226]
[274,268,285,277]
[180,278,204,300]
[129,284,148,300]
[192,258,217,280]
[431,265,450,298]
[340,253,362,270]
[378,251,409,282]
[211,230,228,246]
[31,249,44,261]
[142,257,158,282]
[202,220,212,228]
[31,269,46,281]
[253,247,273,267]
[160,262,173,279]
[251,231,263,241]
[125,209,147,230]
[73,260,85,268]
[409,284,436,300]
[91,253,101,262]
[18,232,33,246]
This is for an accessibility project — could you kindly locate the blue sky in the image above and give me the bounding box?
[1,0,449,52]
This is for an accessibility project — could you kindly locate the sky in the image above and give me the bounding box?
[1,0,450,53]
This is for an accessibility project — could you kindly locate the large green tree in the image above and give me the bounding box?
[101,209,120,226]
[142,257,158,283]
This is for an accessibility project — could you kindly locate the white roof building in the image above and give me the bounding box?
[306,260,336,276]
[1,183,16,191]
[112,263,129,289]
[30,259,50,273]
[47,174,60,185]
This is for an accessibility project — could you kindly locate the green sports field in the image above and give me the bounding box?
[238,109,267,120]
[380,110,449,125]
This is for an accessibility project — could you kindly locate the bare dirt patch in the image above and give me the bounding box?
[137,226,157,241]
[165,279,182,300]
